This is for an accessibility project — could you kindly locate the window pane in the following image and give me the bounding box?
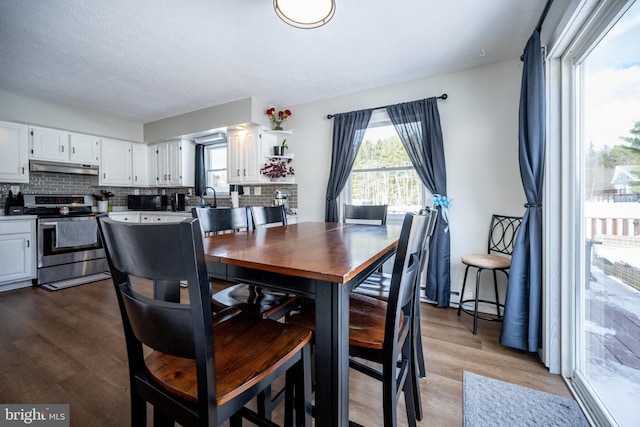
[205,144,228,193]
[349,123,423,214]
[352,169,422,214]
[578,3,640,426]
[206,146,227,169]
[354,126,412,169]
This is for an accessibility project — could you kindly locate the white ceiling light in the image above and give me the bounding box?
[274,0,336,29]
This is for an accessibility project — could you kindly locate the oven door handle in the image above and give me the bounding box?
[39,222,58,228]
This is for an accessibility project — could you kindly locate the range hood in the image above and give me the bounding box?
[29,160,99,176]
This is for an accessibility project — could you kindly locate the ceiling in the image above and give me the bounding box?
[0,0,547,124]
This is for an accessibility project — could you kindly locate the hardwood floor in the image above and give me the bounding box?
[0,279,572,426]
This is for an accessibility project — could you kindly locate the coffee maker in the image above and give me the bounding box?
[170,193,185,211]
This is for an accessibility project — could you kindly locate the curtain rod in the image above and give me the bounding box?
[326,93,448,119]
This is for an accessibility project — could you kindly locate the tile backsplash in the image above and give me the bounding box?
[0,172,297,212]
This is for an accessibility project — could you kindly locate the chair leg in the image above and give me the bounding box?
[229,413,243,427]
[473,269,483,335]
[457,265,471,316]
[257,386,273,420]
[492,270,501,318]
[285,345,312,427]
[297,345,312,427]
[130,394,147,427]
[401,342,418,427]
[152,406,174,427]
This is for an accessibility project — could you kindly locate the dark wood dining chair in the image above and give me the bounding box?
[98,217,312,427]
[457,214,523,334]
[249,205,287,228]
[354,208,437,385]
[192,206,300,321]
[287,211,431,427]
[343,203,388,225]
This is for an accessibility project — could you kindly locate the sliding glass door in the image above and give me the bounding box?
[571,2,640,425]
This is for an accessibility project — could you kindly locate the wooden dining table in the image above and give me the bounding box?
[202,221,401,426]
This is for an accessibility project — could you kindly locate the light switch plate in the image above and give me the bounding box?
[10,185,20,193]
[254,187,261,196]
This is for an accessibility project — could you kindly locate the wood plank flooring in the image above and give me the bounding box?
[0,280,573,426]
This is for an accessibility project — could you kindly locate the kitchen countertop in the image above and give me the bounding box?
[0,214,37,220]
[108,210,192,216]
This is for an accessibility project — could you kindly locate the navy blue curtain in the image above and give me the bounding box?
[324,109,372,222]
[500,29,545,351]
[387,98,450,307]
[195,144,206,198]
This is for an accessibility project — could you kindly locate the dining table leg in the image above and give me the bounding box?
[314,281,351,426]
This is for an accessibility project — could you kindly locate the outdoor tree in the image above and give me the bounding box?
[620,120,640,150]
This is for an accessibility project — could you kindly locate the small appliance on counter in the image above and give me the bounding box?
[171,193,185,212]
[4,190,24,215]
[127,195,168,211]
[272,189,289,210]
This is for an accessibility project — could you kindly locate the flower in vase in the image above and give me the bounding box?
[261,158,294,179]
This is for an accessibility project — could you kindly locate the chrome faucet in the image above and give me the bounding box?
[203,186,217,208]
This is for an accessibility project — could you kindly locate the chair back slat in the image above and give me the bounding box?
[192,207,250,236]
[249,205,287,228]
[487,215,523,256]
[343,204,388,225]
[119,283,196,358]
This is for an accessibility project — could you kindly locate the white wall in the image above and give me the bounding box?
[288,58,526,296]
[0,90,143,141]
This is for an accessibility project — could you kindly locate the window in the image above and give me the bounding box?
[345,112,427,217]
[204,143,228,195]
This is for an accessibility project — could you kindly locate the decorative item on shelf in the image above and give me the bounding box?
[261,158,294,181]
[266,107,292,131]
[93,191,115,213]
[272,139,289,156]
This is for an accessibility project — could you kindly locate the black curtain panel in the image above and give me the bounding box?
[500,29,546,352]
[195,144,206,198]
[387,98,450,307]
[324,109,372,222]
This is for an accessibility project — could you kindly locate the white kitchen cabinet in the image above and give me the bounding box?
[70,133,100,165]
[29,126,69,162]
[140,213,188,223]
[100,138,133,186]
[0,218,36,291]
[31,127,102,166]
[0,121,29,183]
[132,143,150,186]
[152,139,195,187]
[227,125,275,184]
[108,212,141,223]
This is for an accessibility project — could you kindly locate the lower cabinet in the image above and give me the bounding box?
[0,219,36,292]
[109,212,190,224]
[108,212,141,223]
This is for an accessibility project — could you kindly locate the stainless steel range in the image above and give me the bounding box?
[23,194,110,290]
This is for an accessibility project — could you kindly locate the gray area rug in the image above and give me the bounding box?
[463,371,589,427]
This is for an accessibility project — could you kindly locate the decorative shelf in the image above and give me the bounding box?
[267,153,294,160]
[265,129,293,135]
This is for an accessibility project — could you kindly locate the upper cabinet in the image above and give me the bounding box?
[227,125,275,184]
[100,139,153,187]
[132,143,150,187]
[29,126,100,165]
[69,133,100,165]
[0,121,29,183]
[100,138,133,186]
[151,139,195,187]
